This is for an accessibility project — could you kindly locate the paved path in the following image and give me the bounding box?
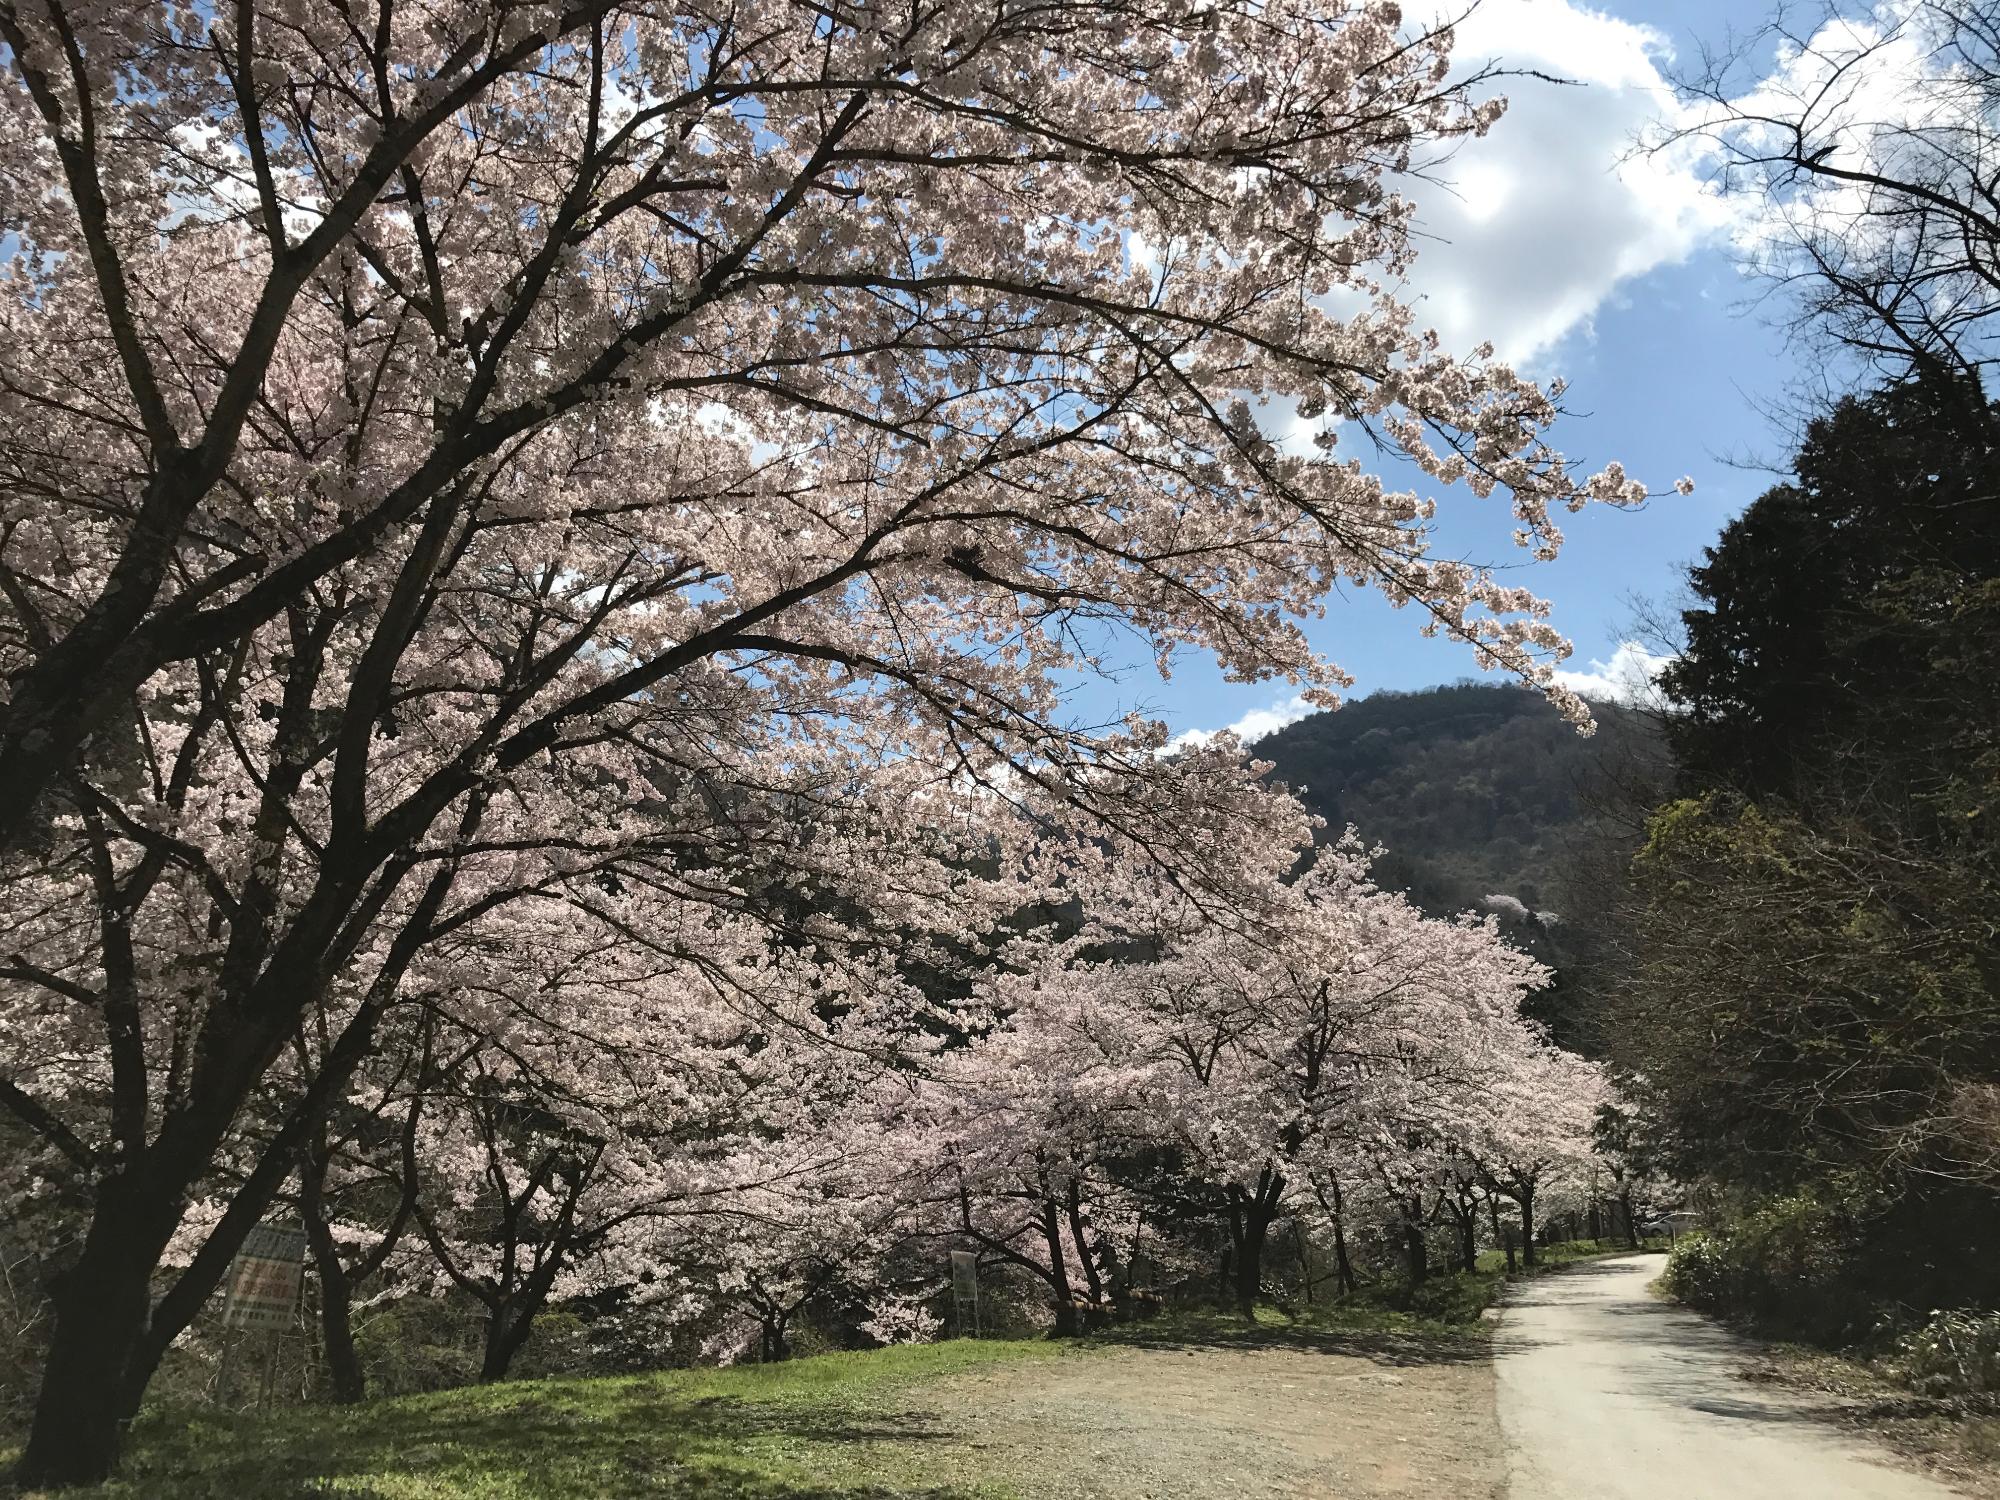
[1496,1252,1961,1499]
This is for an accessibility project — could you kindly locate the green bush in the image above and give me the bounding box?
[1893,1310,2000,1398]
[1655,1196,1868,1344]
[1660,1233,1734,1309]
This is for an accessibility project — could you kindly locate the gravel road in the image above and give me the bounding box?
[1496,1252,1963,1499]
[912,1328,1503,1498]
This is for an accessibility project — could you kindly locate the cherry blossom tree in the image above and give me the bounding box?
[903,960,1157,1335]
[1466,1042,1609,1267]
[382,899,943,1381]
[615,1100,922,1364]
[0,0,1635,859]
[0,0,1658,1484]
[976,835,1556,1315]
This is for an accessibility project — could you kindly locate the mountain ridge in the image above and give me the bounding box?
[1252,681,1659,922]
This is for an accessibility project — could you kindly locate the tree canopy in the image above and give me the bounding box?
[0,3,1647,1486]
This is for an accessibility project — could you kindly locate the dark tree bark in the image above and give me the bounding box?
[14,1192,165,1488]
[480,1305,542,1383]
[1488,1193,1516,1275]
[13,779,468,1484]
[1225,1166,1286,1319]
[1317,1176,1357,1297]
[301,1204,365,1405]
[1399,1192,1429,1287]
[13,1060,350,1488]
[1039,1195,1081,1336]
[1447,1190,1478,1274]
[757,1310,792,1363]
[1618,1184,1641,1250]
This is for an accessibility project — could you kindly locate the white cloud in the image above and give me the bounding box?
[1700,3,1986,335]
[1551,639,1673,704]
[1394,1,1733,367]
[1170,693,1316,752]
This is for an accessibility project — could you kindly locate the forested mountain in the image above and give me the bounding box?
[1255,682,1662,921]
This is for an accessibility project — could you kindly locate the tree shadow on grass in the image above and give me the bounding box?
[94,1382,990,1500]
[1096,1314,1487,1368]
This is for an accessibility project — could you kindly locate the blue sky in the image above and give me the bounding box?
[1086,0,1819,742]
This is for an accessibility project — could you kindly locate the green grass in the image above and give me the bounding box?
[4,1340,1076,1500]
[1111,1238,1662,1359]
[1473,1236,1668,1276]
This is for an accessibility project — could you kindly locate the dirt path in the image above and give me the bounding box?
[898,1330,1503,1499]
[1496,1253,1964,1500]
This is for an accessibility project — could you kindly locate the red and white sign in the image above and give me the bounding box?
[222,1225,306,1332]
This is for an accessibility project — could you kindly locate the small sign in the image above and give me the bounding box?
[222,1224,306,1331]
[949,1250,980,1338]
[949,1251,978,1297]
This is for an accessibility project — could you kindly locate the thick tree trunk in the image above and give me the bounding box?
[12,1177,184,1488]
[480,1304,540,1383]
[1400,1194,1428,1287]
[1232,1214,1268,1319]
[1039,1197,1080,1336]
[758,1312,791,1363]
[312,1253,365,1404]
[1455,1201,1477,1274]
[14,1286,147,1487]
[1620,1186,1641,1250]
[1226,1167,1284,1319]
[1518,1183,1538,1269]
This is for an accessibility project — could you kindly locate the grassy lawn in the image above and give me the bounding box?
[3,1341,1078,1500]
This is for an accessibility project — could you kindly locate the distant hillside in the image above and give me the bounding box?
[1255,681,1661,921]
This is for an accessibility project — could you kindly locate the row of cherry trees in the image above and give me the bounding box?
[905,837,1612,1331]
[0,0,1655,1484]
[150,829,1613,1393]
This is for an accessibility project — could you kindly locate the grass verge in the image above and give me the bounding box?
[1113,1237,1664,1358]
[3,1340,1077,1500]
[1734,1343,2000,1499]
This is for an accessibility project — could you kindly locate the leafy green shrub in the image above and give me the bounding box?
[1655,1196,1870,1344]
[1893,1310,2000,1398]
[1660,1233,1734,1310]
[352,1295,488,1395]
[1399,1273,1490,1325]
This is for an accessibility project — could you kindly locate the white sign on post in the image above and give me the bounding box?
[949,1250,980,1338]
[222,1224,307,1332]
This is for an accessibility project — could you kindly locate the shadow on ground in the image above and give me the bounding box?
[56,1381,992,1500]
[1493,1254,1957,1445]
[1098,1315,1486,1368]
